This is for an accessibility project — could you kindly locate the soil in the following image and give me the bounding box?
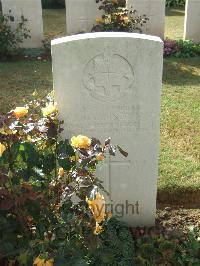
[157,207,200,234]
[0,53,51,62]
[157,190,200,208]
[131,207,200,240]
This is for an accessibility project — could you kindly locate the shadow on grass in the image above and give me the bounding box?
[165,7,185,17]
[163,57,200,86]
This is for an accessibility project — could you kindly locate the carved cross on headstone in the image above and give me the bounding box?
[83,48,134,101]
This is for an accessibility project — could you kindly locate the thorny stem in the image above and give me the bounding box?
[7,139,14,173]
[55,138,58,179]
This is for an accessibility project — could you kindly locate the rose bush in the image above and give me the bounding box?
[0,11,30,60]
[0,92,128,265]
[92,0,149,33]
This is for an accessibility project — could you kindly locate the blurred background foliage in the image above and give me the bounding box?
[42,0,65,9]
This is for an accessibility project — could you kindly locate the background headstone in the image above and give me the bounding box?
[51,32,163,226]
[65,0,102,35]
[1,0,43,48]
[184,0,200,43]
[126,0,165,39]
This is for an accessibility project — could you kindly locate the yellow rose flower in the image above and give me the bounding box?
[123,16,129,24]
[27,135,32,141]
[86,192,106,223]
[58,167,64,177]
[70,154,79,161]
[33,256,54,266]
[96,17,103,24]
[71,135,91,149]
[96,153,104,161]
[42,102,57,117]
[104,15,111,24]
[0,143,6,157]
[104,18,110,24]
[0,128,15,135]
[94,222,104,235]
[13,107,28,119]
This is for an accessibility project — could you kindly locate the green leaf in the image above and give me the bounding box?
[57,140,75,157]
[55,258,70,266]
[57,140,75,171]
[40,152,55,174]
[19,142,39,167]
[8,142,39,169]
[18,250,29,265]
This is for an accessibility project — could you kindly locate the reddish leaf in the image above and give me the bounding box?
[0,187,9,197]
[0,199,13,210]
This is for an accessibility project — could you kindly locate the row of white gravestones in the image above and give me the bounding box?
[1,0,199,48]
[1,0,43,48]
[65,0,102,35]
[65,0,166,38]
[126,0,165,39]
[65,0,200,42]
[184,0,200,43]
[51,32,163,226]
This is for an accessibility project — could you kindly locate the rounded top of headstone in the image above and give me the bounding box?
[51,32,163,46]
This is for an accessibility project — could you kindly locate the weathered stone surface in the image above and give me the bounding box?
[184,0,200,42]
[126,0,165,39]
[1,0,43,48]
[51,32,163,226]
[65,0,102,35]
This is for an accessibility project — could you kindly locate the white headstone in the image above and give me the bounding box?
[126,0,165,39]
[1,0,43,48]
[65,0,102,35]
[51,32,163,226]
[184,0,200,43]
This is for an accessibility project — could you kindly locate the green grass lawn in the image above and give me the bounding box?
[159,57,200,192]
[43,9,66,37]
[0,58,199,194]
[0,62,52,113]
[165,7,185,40]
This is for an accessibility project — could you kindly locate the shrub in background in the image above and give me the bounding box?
[164,39,200,58]
[92,0,149,33]
[0,12,30,59]
[174,40,200,57]
[166,0,185,7]
[55,0,65,7]
[164,39,177,57]
[42,0,65,9]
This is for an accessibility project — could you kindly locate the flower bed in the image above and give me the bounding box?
[164,39,200,58]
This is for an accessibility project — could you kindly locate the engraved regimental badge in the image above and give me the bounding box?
[83,51,134,102]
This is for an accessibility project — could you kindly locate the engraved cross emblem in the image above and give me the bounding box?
[94,70,122,97]
[83,51,134,102]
